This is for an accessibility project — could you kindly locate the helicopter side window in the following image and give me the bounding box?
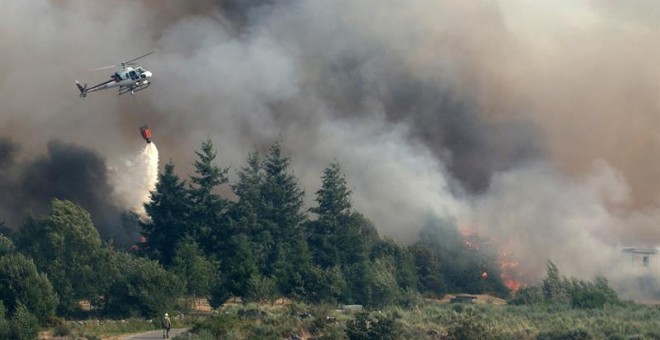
[129,71,138,80]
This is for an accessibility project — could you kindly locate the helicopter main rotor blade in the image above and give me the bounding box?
[125,51,155,65]
[90,64,120,71]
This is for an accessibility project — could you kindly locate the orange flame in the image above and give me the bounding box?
[498,250,523,291]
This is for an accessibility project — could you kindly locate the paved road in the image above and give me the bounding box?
[124,328,188,339]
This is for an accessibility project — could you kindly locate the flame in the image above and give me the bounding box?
[460,223,525,292]
[498,250,524,292]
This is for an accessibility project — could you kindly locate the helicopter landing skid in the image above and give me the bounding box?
[118,82,151,96]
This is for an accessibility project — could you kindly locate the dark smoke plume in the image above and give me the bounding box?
[0,139,139,244]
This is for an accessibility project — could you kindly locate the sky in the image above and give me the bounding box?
[0,0,658,289]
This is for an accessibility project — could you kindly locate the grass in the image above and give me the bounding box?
[43,299,660,339]
[43,316,192,339]
[186,299,660,340]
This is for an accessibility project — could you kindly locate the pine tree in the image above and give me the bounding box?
[261,141,306,242]
[311,162,352,219]
[188,139,231,254]
[142,161,190,266]
[259,142,311,295]
[308,162,352,268]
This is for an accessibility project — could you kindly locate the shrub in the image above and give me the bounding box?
[537,328,593,340]
[52,323,72,337]
[10,303,40,340]
[508,286,543,305]
[446,311,495,340]
[346,311,401,340]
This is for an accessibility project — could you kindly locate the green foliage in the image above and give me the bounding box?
[370,238,417,291]
[515,261,620,309]
[346,311,401,340]
[217,234,259,302]
[171,236,220,299]
[15,199,107,316]
[103,252,184,318]
[10,303,39,340]
[0,301,10,340]
[245,274,278,303]
[143,161,191,266]
[445,310,500,340]
[188,139,231,255]
[0,234,15,256]
[411,215,509,298]
[537,328,594,340]
[567,277,619,309]
[542,261,570,304]
[0,253,58,324]
[508,286,543,305]
[303,265,346,304]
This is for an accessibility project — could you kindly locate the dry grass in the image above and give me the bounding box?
[426,294,507,305]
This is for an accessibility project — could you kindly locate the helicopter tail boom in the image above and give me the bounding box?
[75,81,87,98]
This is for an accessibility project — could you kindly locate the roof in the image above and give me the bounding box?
[621,247,658,255]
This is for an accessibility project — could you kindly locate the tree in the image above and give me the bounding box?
[171,236,220,303]
[15,199,105,316]
[217,234,258,299]
[258,142,312,294]
[0,301,10,340]
[188,139,231,254]
[0,234,15,256]
[142,161,191,266]
[228,152,268,266]
[409,244,446,297]
[10,303,39,340]
[542,260,569,304]
[0,254,58,325]
[411,215,508,296]
[103,252,184,318]
[261,141,306,244]
[307,162,353,268]
[371,239,417,291]
[311,162,352,219]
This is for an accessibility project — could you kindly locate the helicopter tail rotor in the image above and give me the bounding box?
[75,80,88,98]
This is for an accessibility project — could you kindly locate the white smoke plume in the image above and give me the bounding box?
[110,143,159,220]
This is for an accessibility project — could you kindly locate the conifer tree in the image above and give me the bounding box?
[188,139,231,254]
[142,161,190,266]
[261,141,306,242]
[308,162,352,268]
[259,142,311,295]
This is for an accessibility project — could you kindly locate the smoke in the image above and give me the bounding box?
[110,143,160,220]
[0,139,140,243]
[0,0,658,296]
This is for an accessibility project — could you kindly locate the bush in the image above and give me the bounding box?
[10,303,40,340]
[103,252,184,318]
[537,328,593,340]
[52,322,71,337]
[0,253,58,324]
[508,286,543,305]
[446,311,496,340]
[346,311,401,340]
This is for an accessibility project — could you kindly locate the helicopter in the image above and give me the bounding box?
[75,51,154,98]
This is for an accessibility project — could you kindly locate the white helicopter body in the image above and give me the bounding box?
[76,52,154,98]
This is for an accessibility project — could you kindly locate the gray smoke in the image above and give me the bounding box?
[1,0,658,295]
[0,139,139,244]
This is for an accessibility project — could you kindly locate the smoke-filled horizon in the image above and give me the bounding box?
[1,0,658,291]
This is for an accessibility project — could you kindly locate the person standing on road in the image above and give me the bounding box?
[162,313,171,338]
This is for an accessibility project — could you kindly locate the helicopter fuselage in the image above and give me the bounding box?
[76,66,153,97]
